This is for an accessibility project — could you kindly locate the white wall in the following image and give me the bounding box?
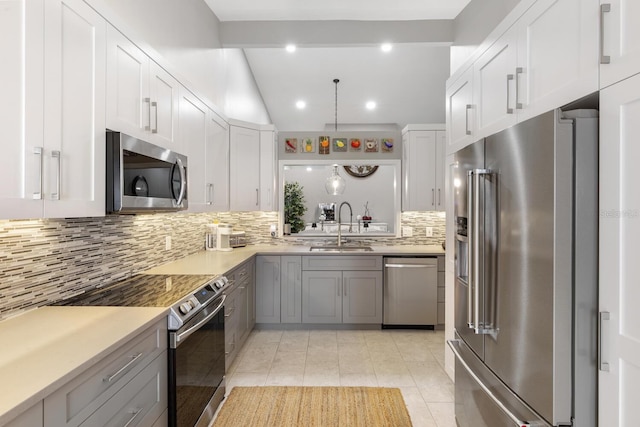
[89,0,271,124]
[451,0,521,74]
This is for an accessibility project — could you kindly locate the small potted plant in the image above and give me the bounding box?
[284,181,307,234]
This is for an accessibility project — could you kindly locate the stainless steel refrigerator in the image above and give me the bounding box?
[449,108,598,427]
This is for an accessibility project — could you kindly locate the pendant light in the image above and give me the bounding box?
[325,78,346,195]
[325,165,346,195]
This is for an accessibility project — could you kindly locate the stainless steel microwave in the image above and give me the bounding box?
[106,131,188,213]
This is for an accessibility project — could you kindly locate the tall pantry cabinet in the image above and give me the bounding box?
[0,0,106,220]
[598,1,640,425]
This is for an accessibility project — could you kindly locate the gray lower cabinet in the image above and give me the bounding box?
[6,402,42,427]
[301,256,383,325]
[43,319,167,427]
[301,270,342,324]
[255,255,281,323]
[280,256,302,323]
[256,255,302,324]
[301,270,383,324]
[225,258,255,369]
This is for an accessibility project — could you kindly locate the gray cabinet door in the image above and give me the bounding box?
[343,271,382,324]
[302,271,342,324]
[255,255,280,323]
[280,256,302,323]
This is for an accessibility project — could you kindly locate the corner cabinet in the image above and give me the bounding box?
[301,256,383,325]
[0,0,106,220]
[446,65,475,155]
[402,125,446,211]
[106,25,181,152]
[229,121,278,211]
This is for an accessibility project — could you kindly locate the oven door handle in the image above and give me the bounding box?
[175,295,226,346]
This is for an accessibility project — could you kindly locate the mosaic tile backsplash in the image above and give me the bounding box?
[0,211,444,320]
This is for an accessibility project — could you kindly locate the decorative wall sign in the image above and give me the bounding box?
[364,138,378,153]
[349,138,362,151]
[343,165,379,178]
[333,138,347,152]
[319,136,330,154]
[285,138,298,153]
[301,137,316,153]
[381,138,394,152]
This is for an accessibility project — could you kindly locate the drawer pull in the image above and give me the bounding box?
[104,353,143,383]
[123,408,142,427]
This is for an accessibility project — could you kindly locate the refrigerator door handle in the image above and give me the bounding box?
[448,340,531,427]
[468,169,497,334]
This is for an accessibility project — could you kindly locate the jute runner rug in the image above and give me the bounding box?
[212,386,413,427]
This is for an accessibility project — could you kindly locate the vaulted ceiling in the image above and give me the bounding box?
[204,0,472,131]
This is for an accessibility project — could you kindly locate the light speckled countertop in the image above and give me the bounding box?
[0,306,167,425]
[144,244,445,276]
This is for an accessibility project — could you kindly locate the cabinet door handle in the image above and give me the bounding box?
[432,188,435,206]
[207,183,214,205]
[465,104,472,135]
[151,101,158,134]
[256,188,259,206]
[104,353,143,383]
[143,97,151,131]
[506,74,514,114]
[51,150,61,200]
[515,68,524,109]
[343,279,347,297]
[123,409,142,427]
[438,188,441,206]
[33,147,43,200]
[600,4,611,64]
[599,311,610,371]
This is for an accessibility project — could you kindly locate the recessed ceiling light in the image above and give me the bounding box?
[381,43,392,52]
[366,101,377,110]
[286,44,296,53]
[296,100,306,109]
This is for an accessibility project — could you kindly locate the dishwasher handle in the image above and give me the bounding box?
[385,263,436,268]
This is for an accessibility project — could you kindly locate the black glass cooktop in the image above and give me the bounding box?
[57,274,219,308]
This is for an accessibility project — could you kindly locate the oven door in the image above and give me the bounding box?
[169,295,225,427]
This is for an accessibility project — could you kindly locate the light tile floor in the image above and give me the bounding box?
[224,329,456,427]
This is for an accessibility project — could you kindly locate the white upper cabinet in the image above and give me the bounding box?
[402,126,446,211]
[106,26,180,152]
[473,27,518,139]
[515,0,599,122]
[43,0,106,219]
[229,123,261,211]
[446,66,475,154]
[0,0,106,220]
[229,121,277,211]
[259,126,277,211]
[185,91,230,214]
[180,87,208,212]
[205,111,230,212]
[599,0,640,88]
[449,0,599,152]
[0,0,45,219]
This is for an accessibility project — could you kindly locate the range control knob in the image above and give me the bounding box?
[179,301,193,315]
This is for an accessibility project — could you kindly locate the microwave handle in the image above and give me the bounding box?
[175,158,186,206]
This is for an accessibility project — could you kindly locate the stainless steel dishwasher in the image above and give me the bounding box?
[383,257,438,327]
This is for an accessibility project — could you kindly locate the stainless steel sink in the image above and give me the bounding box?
[309,246,373,252]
